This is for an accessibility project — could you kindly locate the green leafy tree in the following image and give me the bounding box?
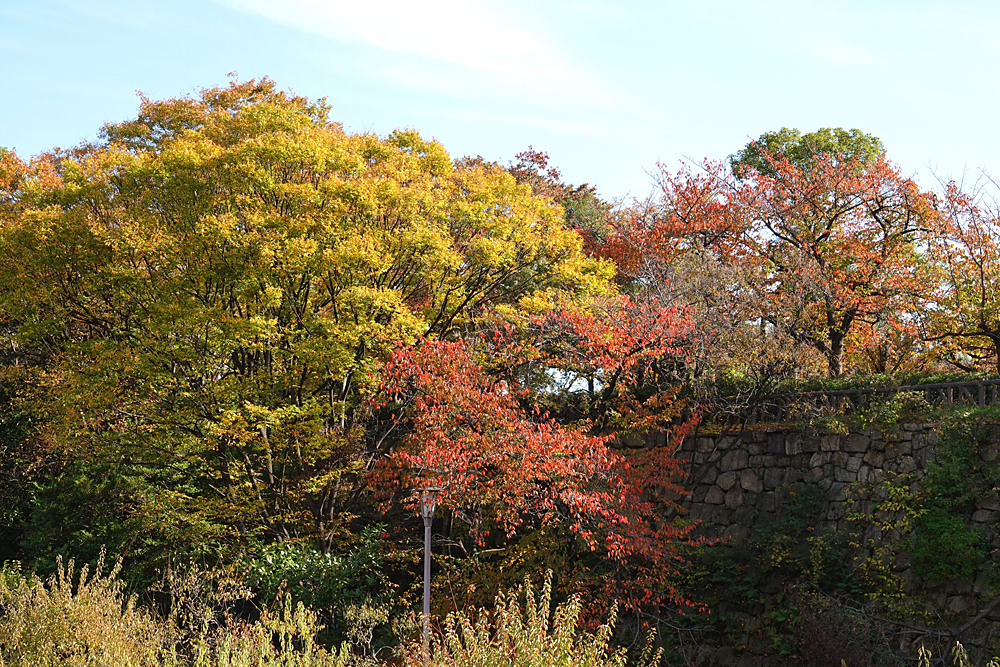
[730,126,884,180]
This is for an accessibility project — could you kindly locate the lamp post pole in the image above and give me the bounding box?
[420,487,442,653]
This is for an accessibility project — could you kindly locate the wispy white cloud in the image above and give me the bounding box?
[433,108,608,137]
[220,0,598,102]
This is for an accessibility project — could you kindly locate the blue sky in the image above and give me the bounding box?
[3,0,999,199]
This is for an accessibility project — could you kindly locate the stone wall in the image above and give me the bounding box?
[664,423,1000,666]
[677,424,999,542]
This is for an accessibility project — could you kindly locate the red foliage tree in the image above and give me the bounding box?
[368,289,706,612]
[369,338,620,539]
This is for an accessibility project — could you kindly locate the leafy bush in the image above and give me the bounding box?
[908,507,987,581]
[240,526,394,648]
[408,571,660,667]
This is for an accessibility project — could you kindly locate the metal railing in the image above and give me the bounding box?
[748,379,1000,424]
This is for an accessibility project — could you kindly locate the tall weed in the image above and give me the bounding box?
[0,554,352,667]
[409,571,659,667]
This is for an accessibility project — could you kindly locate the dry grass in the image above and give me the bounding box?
[406,572,660,667]
[0,554,351,667]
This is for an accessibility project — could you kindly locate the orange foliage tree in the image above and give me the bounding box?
[607,139,937,379]
[736,149,936,377]
[925,179,1000,373]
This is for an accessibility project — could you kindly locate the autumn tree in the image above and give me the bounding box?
[506,147,612,241]
[0,78,612,564]
[369,307,702,614]
[726,131,936,377]
[925,178,1000,373]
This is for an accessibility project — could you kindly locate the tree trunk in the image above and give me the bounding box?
[827,333,845,378]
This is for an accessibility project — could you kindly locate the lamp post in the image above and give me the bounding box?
[420,486,442,653]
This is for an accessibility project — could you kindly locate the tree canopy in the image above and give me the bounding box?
[730,126,885,180]
[0,78,615,562]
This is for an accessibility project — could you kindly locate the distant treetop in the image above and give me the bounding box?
[730,127,885,179]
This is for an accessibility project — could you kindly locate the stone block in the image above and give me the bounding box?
[827,502,845,521]
[767,431,784,454]
[721,449,749,471]
[717,471,738,490]
[802,436,821,453]
[833,451,850,468]
[747,442,763,456]
[747,637,771,656]
[784,469,804,484]
[821,435,841,451]
[808,466,824,482]
[858,465,870,485]
[759,492,777,513]
[734,505,755,525]
[785,435,803,456]
[863,449,884,467]
[749,454,764,467]
[792,454,811,469]
[700,466,719,485]
[846,455,863,473]
[705,486,725,505]
[974,573,994,595]
[692,486,708,503]
[973,509,992,523]
[724,487,744,509]
[917,448,936,467]
[945,577,973,596]
[844,433,869,452]
[719,435,740,450]
[764,467,783,490]
[819,476,833,492]
[696,437,715,453]
[899,455,918,473]
[980,497,1000,511]
[826,481,846,501]
[711,505,732,525]
[833,468,858,482]
[810,452,830,468]
[741,469,763,493]
[947,596,971,615]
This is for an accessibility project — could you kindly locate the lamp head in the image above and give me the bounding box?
[419,486,444,519]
